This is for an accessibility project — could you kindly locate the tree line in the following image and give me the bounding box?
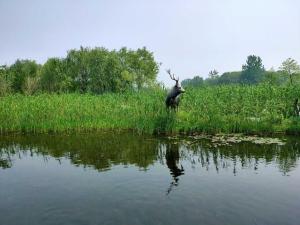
[1,51,299,96]
[0,46,159,95]
[182,55,300,87]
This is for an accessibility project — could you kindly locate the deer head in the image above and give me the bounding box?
[166,69,185,94]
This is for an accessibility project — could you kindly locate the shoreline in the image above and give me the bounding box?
[0,128,298,137]
[1,86,300,135]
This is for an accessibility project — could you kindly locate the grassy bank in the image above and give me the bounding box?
[1,85,300,135]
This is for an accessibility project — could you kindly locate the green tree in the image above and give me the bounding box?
[0,65,11,96]
[208,69,219,79]
[218,71,242,84]
[66,47,92,93]
[240,55,265,84]
[8,60,40,93]
[0,65,8,80]
[118,47,159,90]
[40,58,69,92]
[181,76,204,87]
[65,46,159,93]
[204,69,219,85]
[262,67,284,85]
[1,46,159,94]
[22,76,40,95]
[279,58,300,85]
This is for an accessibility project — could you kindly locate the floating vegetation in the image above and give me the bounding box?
[185,134,286,147]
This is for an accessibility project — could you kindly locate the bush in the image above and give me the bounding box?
[22,76,40,95]
[0,76,11,96]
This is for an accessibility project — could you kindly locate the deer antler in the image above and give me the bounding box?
[166,69,179,82]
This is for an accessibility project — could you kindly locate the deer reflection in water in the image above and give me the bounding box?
[165,142,185,195]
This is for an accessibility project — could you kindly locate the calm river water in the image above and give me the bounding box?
[0,133,300,225]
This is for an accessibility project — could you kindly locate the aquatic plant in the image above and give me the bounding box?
[0,84,300,134]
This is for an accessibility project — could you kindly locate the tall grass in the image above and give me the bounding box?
[1,84,300,135]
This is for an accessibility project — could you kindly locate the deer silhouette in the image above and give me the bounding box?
[165,142,185,195]
[165,69,185,110]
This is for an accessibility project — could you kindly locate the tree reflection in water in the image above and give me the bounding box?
[0,133,300,178]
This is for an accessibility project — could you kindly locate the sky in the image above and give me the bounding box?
[0,0,300,85]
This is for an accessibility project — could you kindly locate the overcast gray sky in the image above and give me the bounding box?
[0,0,299,85]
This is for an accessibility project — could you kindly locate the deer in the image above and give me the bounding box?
[165,69,185,110]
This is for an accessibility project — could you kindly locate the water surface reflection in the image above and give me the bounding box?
[1,133,300,225]
[1,133,300,175]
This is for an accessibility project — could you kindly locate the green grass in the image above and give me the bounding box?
[1,84,300,135]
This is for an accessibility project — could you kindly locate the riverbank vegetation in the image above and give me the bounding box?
[0,47,300,135]
[1,85,300,135]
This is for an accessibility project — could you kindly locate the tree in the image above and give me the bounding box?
[22,76,40,95]
[8,60,40,93]
[1,46,159,94]
[262,67,284,85]
[0,65,11,96]
[208,69,219,79]
[218,71,242,84]
[66,47,92,93]
[240,55,265,84]
[40,58,69,92]
[279,58,300,85]
[118,47,159,90]
[0,65,8,80]
[181,76,204,87]
[205,69,220,86]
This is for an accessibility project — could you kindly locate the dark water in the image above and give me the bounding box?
[0,133,300,225]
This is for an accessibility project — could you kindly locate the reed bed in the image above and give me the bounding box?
[1,85,300,135]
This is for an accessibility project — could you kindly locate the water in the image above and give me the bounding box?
[0,133,300,225]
